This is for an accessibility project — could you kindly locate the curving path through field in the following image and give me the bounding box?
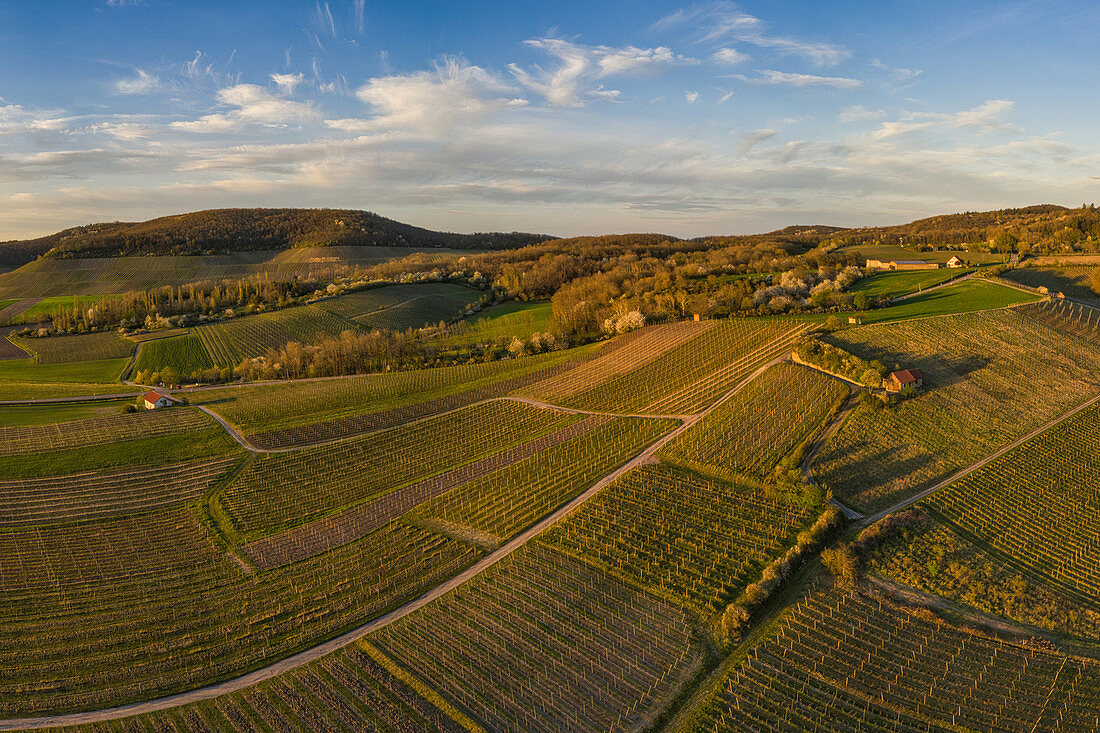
[0,355,781,730]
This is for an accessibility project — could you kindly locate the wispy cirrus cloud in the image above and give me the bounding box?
[747,70,862,89]
[653,2,850,66]
[113,69,162,95]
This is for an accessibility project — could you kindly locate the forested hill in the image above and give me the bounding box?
[828,204,1100,252]
[0,208,554,264]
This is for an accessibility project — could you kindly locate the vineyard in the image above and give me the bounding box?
[131,332,213,375]
[0,513,479,715]
[689,581,1100,732]
[522,319,807,415]
[14,331,134,364]
[0,454,243,526]
[660,363,848,481]
[192,304,354,366]
[813,307,1100,512]
[924,400,1100,605]
[542,464,816,615]
[72,645,473,731]
[316,282,476,325]
[0,406,215,456]
[1003,264,1100,305]
[413,416,676,541]
[369,543,702,732]
[219,399,580,539]
[194,346,587,441]
[243,414,611,568]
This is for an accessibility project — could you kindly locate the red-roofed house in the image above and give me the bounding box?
[884,369,923,393]
[143,390,181,410]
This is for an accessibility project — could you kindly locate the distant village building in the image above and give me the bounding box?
[143,390,180,410]
[945,256,965,268]
[884,369,923,393]
[848,316,862,325]
[866,259,940,271]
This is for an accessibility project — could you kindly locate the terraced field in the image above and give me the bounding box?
[661,363,848,481]
[542,464,816,615]
[689,581,1100,732]
[814,307,1100,512]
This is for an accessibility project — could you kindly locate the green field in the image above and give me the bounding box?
[352,284,478,331]
[445,300,553,346]
[11,294,124,323]
[0,356,129,385]
[0,399,134,425]
[195,304,354,365]
[847,268,972,300]
[0,424,239,478]
[132,333,214,376]
[13,331,134,364]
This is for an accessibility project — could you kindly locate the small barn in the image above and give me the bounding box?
[884,369,923,393]
[945,255,965,268]
[143,390,180,410]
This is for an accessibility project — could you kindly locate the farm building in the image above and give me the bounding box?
[945,255,966,268]
[866,259,941,271]
[884,369,923,393]
[143,390,181,410]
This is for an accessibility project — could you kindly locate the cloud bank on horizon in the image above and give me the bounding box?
[0,0,1097,239]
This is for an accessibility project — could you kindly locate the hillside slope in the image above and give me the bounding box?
[0,208,554,264]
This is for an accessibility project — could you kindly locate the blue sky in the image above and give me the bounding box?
[1,1,1099,239]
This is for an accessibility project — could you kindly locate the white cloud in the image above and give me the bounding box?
[685,90,699,104]
[713,47,750,64]
[751,70,862,89]
[270,73,304,96]
[949,99,1014,132]
[216,84,318,124]
[170,84,317,133]
[509,38,694,107]
[653,2,850,66]
[0,104,73,136]
[738,128,776,154]
[170,114,242,134]
[352,57,526,138]
[114,69,162,95]
[839,105,886,122]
